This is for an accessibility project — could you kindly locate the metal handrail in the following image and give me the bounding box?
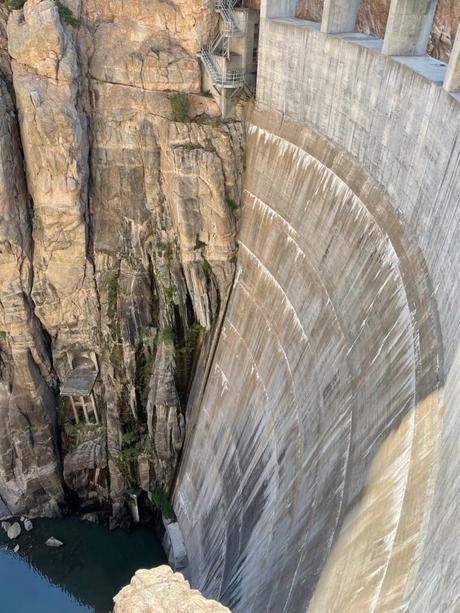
[199,0,247,92]
[216,0,240,9]
[208,31,224,53]
[200,50,244,88]
[217,5,240,36]
[215,0,246,38]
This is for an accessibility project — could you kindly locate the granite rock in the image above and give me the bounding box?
[0,0,242,520]
[113,566,230,613]
[7,522,21,539]
[23,518,33,531]
[45,536,63,547]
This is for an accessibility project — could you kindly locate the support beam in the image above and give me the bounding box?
[80,395,90,424]
[90,393,99,425]
[444,25,460,92]
[321,0,361,34]
[69,396,79,424]
[382,0,437,56]
[261,0,298,19]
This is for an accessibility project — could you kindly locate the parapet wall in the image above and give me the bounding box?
[174,5,460,612]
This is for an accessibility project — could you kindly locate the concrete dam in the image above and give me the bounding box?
[173,1,460,611]
[0,0,458,610]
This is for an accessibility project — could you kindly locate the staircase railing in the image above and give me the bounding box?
[216,0,246,38]
[200,0,246,96]
[200,50,244,88]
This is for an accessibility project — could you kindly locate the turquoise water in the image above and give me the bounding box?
[0,517,166,613]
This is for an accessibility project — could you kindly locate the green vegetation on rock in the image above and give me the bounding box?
[2,0,25,9]
[116,430,143,486]
[56,1,80,27]
[202,258,212,274]
[227,198,239,210]
[150,491,175,520]
[157,327,175,345]
[194,237,207,250]
[170,92,189,122]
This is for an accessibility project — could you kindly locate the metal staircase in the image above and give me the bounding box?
[199,0,247,108]
[200,49,244,88]
[215,0,244,39]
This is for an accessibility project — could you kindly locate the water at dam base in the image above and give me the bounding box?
[0,517,165,613]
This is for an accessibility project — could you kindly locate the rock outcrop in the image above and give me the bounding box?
[7,521,21,539]
[0,0,243,520]
[113,566,230,613]
[0,74,63,517]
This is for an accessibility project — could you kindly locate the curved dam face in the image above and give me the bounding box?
[174,5,460,613]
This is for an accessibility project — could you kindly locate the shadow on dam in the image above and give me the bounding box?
[173,99,459,612]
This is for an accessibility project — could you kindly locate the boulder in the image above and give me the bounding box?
[1,521,11,533]
[45,537,63,547]
[13,544,19,553]
[81,513,98,523]
[23,518,33,532]
[7,522,21,539]
[114,566,230,612]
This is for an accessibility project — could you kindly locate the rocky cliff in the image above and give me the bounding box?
[0,0,243,521]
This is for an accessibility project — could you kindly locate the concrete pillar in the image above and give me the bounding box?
[382,0,437,56]
[90,392,99,424]
[444,25,460,92]
[321,0,361,34]
[261,0,298,19]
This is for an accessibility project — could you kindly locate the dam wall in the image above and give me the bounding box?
[174,3,460,612]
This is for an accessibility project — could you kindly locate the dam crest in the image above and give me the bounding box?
[174,0,460,611]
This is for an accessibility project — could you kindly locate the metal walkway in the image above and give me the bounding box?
[199,0,246,97]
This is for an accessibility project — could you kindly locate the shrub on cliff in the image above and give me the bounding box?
[170,92,189,122]
[227,198,239,210]
[3,0,26,10]
[202,258,212,274]
[157,327,175,345]
[56,1,80,27]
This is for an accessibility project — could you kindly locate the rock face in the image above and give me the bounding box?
[113,566,230,613]
[0,73,63,517]
[296,0,459,61]
[0,0,243,520]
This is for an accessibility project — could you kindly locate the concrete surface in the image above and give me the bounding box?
[382,0,437,56]
[321,0,361,34]
[162,520,189,570]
